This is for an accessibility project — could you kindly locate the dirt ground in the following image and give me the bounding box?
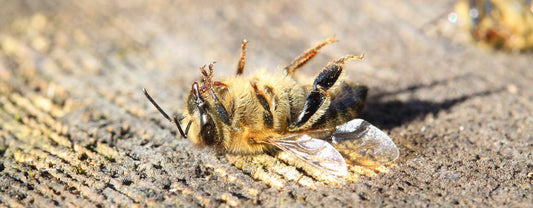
[1,1,532,207]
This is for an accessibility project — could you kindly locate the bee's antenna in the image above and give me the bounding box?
[143,88,171,120]
[184,120,192,136]
[143,88,187,138]
[172,115,188,138]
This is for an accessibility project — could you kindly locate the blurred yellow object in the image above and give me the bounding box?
[451,0,533,51]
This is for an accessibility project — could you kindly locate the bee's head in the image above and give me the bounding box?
[184,82,223,147]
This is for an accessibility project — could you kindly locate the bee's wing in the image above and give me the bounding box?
[267,134,348,176]
[331,119,399,166]
[267,119,398,176]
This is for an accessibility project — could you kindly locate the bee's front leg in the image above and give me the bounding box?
[291,55,363,129]
[201,63,232,126]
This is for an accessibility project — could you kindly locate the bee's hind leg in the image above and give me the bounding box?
[283,37,338,76]
[291,55,363,129]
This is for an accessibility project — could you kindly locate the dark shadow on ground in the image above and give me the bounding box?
[360,75,503,130]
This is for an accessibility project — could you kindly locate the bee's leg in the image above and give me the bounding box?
[250,81,274,129]
[291,55,363,129]
[202,64,232,125]
[235,39,248,75]
[199,81,228,94]
[207,88,231,125]
[283,37,337,76]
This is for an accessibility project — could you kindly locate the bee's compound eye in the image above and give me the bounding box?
[200,114,219,146]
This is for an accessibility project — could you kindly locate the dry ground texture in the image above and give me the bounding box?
[1,1,532,207]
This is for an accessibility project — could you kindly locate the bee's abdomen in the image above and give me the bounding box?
[312,82,368,129]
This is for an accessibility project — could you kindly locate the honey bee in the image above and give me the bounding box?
[450,0,533,51]
[143,38,399,176]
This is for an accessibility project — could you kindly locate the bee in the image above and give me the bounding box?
[450,0,533,51]
[143,38,399,176]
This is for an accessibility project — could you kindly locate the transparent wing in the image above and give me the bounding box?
[267,119,399,176]
[331,119,399,166]
[267,134,348,176]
